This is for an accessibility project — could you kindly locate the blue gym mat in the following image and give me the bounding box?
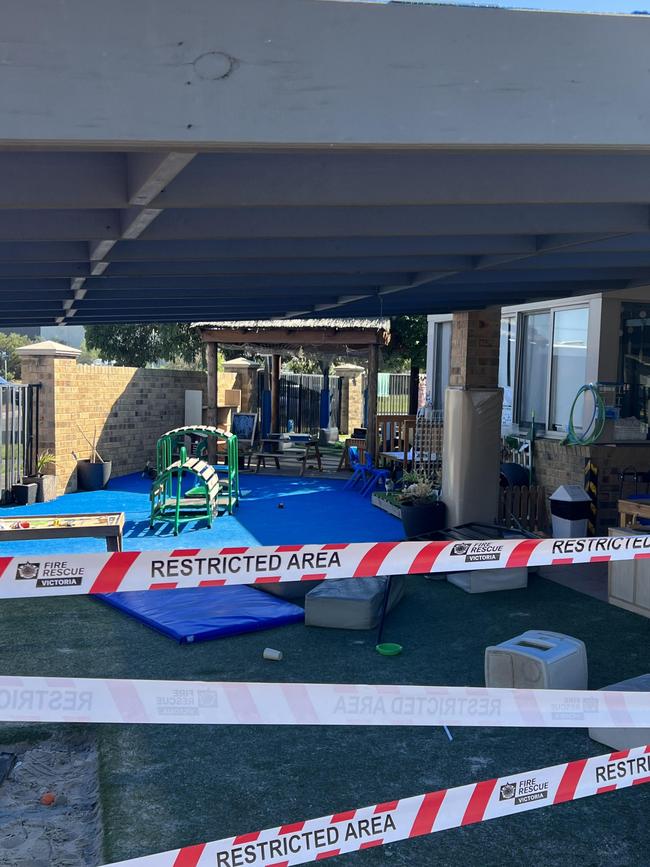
[97,585,304,644]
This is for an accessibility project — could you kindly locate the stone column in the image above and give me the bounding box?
[442,308,503,526]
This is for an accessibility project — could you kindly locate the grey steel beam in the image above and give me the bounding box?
[153,151,650,209]
[0,152,126,209]
[0,241,89,262]
[82,274,392,290]
[106,236,538,260]
[0,211,120,241]
[100,255,473,277]
[1,0,649,147]
[142,205,650,241]
[62,151,197,323]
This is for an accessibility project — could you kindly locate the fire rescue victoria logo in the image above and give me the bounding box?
[499,777,549,805]
[16,562,39,580]
[15,560,85,587]
[450,541,503,563]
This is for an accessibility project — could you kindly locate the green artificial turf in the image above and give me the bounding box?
[0,575,649,866]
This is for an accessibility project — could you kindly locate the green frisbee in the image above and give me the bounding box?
[375,642,403,656]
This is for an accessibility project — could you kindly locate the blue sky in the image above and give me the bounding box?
[369,0,650,13]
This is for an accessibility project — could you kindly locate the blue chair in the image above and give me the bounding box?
[343,446,370,490]
[360,461,391,497]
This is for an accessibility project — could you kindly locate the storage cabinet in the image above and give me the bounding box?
[608,526,650,618]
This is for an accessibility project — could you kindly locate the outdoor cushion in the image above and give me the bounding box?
[305,575,405,630]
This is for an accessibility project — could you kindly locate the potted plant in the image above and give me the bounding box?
[397,472,446,539]
[74,424,112,491]
[26,450,57,502]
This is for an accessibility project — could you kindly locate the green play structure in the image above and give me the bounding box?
[150,425,240,534]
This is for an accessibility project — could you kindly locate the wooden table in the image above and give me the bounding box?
[619,497,650,529]
[297,438,323,477]
[0,512,125,551]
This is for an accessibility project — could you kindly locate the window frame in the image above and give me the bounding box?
[513,302,590,437]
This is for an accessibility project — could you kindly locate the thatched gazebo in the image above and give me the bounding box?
[196,318,390,456]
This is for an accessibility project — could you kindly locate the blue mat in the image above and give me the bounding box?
[97,585,304,644]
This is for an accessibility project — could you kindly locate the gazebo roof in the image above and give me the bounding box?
[197,318,391,352]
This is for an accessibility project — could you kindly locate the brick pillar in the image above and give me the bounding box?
[222,358,262,413]
[332,363,365,435]
[442,308,503,526]
[17,340,82,496]
[449,307,501,389]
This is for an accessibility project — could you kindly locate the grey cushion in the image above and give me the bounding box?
[305,575,405,630]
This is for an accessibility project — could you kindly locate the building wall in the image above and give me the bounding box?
[533,438,650,534]
[21,354,206,495]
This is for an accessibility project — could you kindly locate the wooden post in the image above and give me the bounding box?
[408,364,420,415]
[271,353,281,433]
[367,343,378,461]
[206,342,218,427]
[206,342,218,462]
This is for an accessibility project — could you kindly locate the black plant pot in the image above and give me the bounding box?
[12,483,37,506]
[77,460,112,491]
[400,500,447,539]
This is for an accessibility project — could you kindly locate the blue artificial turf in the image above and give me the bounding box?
[0,471,404,554]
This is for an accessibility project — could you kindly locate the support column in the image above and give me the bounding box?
[271,353,281,433]
[442,308,502,526]
[408,364,420,415]
[206,342,218,427]
[366,343,379,461]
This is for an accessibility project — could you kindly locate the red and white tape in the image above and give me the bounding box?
[104,744,650,866]
[1,534,649,598]
[1,675,649,728]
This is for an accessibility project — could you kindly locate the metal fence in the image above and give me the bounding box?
[377,372,411,415]
[0,383,40,504]
[280,373,342,434]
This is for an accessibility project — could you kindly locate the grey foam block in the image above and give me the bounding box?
[305,575,405,630]
[589,673,650,751]
[256,580,322,601]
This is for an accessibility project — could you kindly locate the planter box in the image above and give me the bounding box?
[12,483,37,506]
[371,492,401,519]
[24,474,57,503]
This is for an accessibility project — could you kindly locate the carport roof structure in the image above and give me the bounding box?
[2,0,650,328]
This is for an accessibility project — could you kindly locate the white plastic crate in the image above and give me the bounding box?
[485,630,588,689]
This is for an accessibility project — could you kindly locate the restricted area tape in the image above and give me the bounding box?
[1,675,649,728]
[104,744,650,866]
[1,533,650,599]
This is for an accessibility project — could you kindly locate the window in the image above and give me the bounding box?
[432,320,451,411]
[499,315,516,428]
[514,305,590,434]
[549,307,589,432]
[517,311,550,430]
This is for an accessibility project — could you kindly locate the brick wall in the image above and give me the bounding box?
[21,353,206,495]
[449,308,501,389]
[533,438,650,534]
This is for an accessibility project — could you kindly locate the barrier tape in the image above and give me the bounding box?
[1,533,650,599]
[103,744,650,866]
[1,675,649,728]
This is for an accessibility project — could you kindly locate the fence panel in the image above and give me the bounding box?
[377,372,411,415]
[279,374,341,434]
[0,383,39,503]
[497,484,548,533]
